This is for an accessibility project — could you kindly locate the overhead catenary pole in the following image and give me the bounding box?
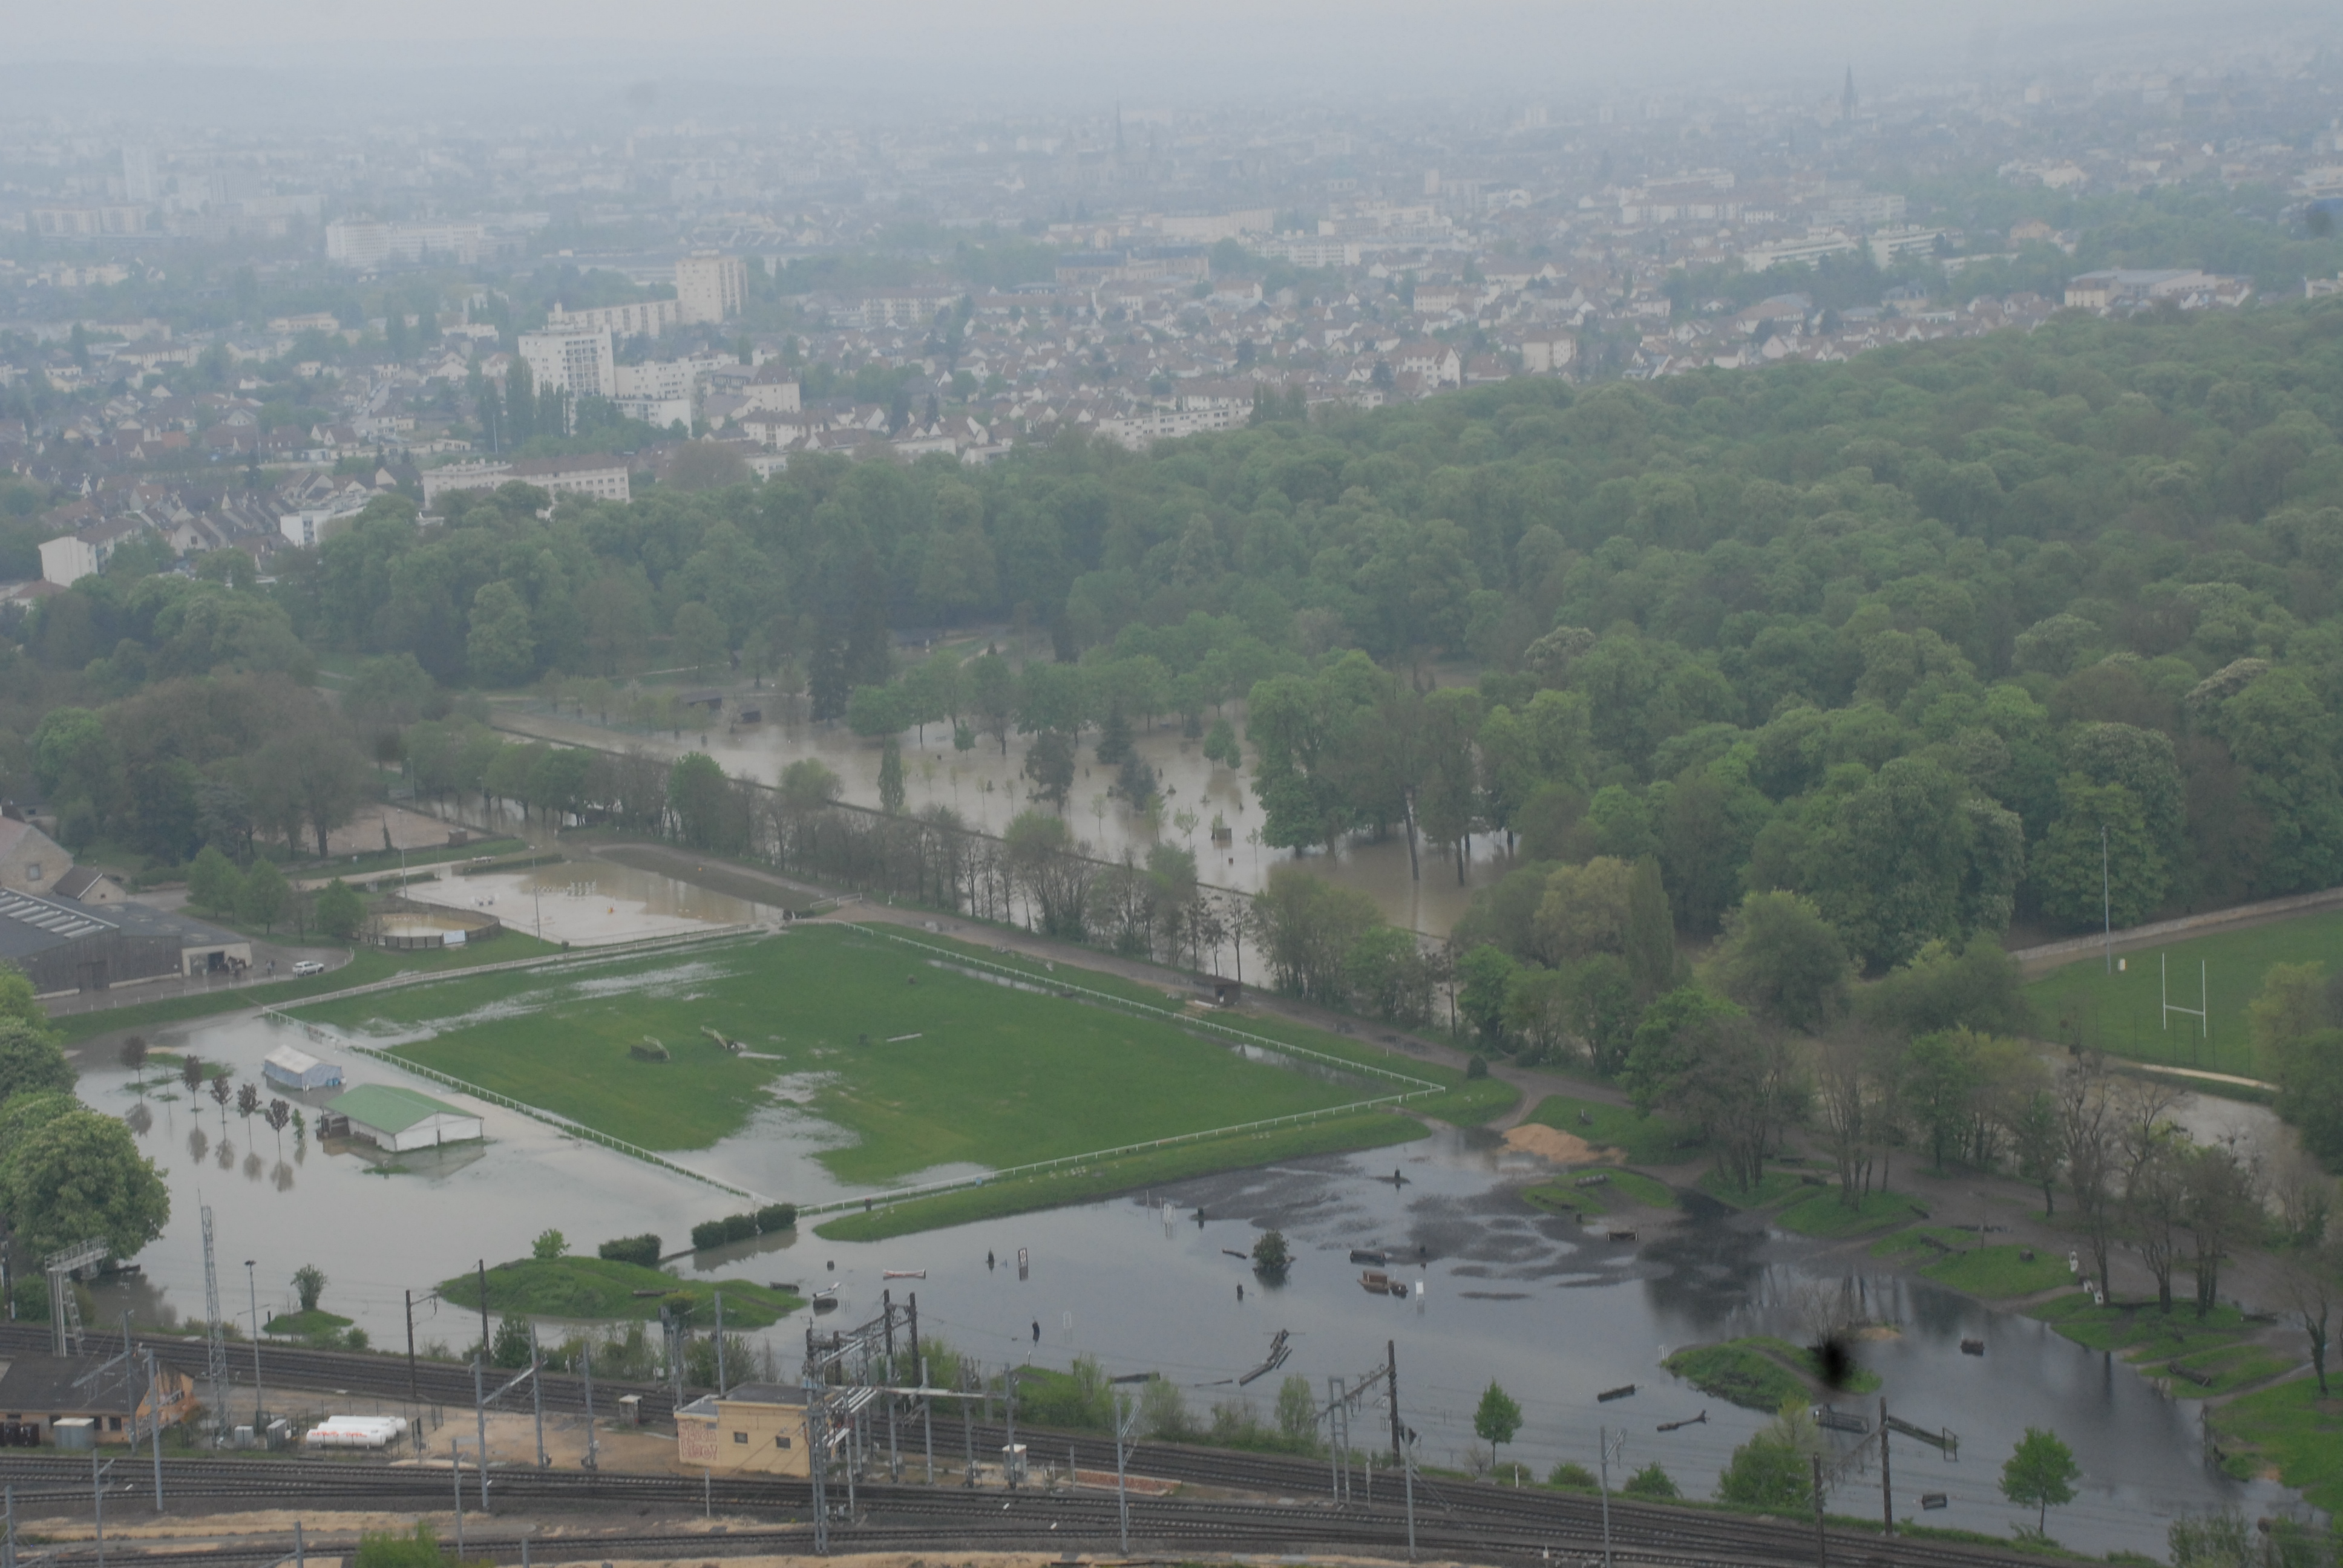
[1598,1425,1613,1568]
[581,1341,598,1487]
[1115,1388,1136,1555]
[1879,1396,1892,1537]
[715,1292,727,1397]
[1812,1453,1827,1568]
[1386,1339,1401,1462]
[244,1260,263,1429]
[476,1259,491,1361]
[143,1348,163,1512]
[473,1352,489,1512]
[1401,1423,1417,1561]
[881,1290,897,1480]
[529,1324,546,1468]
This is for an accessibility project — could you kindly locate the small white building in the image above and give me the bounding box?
[326,1085,482,1152]
[262,1045,342,1093]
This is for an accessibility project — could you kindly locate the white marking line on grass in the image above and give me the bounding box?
[785,924,1446,1220]
[272,920,1445,1225]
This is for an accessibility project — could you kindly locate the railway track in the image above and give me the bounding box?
[0,1448,2036,1568]
[0,1329,2039,1568]
[0,1485,1860,1568]
[0,1324,678,1424]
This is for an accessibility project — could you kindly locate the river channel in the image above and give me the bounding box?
[74,1004,2302,1560]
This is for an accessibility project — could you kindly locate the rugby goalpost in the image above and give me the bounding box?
[2161,952,2207,1039]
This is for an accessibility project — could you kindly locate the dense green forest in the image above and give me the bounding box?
[10,295,2343,1175]
[11,300,2343,955]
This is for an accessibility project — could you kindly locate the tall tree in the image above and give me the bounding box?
[1999,1429,2080,1536]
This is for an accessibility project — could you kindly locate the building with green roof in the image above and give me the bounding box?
[324,1084,483,1152]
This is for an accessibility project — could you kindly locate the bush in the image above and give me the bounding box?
[1717,1435,1808,1509]
[532,1228,568,1261]
[315,879,364,941]
[598,1233,661,1267]
[1548,1461,1598,1489]
[292,1264,326,1312]
[1467,1054,1490,1079]
[489,1312,532,1369]
[354,1524,454,1568]
[692,1209,778,1249]
[1624,1462,1679,1499]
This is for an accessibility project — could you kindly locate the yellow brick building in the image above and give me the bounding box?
[673,1383,810,1477]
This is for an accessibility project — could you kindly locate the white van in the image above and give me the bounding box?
[291,960,326,978]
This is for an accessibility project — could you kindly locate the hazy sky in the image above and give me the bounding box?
[8,0,2339,116]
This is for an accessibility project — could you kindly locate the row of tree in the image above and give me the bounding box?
[0,972,169,1263]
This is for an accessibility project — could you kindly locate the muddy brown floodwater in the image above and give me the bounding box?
[494,699,1506,941]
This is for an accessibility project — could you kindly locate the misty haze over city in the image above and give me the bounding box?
[1,1,2342,1565]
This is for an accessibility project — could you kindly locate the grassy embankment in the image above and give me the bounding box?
[291,923,1503,1237]
[2209,1376,2343,1512]
[1662,1336,1880,1411]
[1870,1229,2076,1296]
[55,926,564,1045]
[440,1256,803,1327]
[1511,1096,1689,1215]
[2026,1293,2289,1399]
[2022,903,2343,1082]
[1522,1166,1677,1217]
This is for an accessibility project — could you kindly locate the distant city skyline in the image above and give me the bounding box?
[4,0,2340,114]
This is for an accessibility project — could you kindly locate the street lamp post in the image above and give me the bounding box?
[243,1261,263,1432]
[2101,822,2112,974]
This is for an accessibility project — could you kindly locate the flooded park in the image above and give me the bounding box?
[74,998,2300,1560]
[493,693,1502,940]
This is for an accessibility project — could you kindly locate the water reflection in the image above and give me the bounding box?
[79,1014,2304,1558]
[493,705,1507,939]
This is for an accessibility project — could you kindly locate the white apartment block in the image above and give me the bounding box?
[517,327,615,399]
[421,456,632,508]
[40,517,159,584]
[548,298,682,338]
[612,359,705,402]
[1740,230,1860,271]
[676,254,747,324]
[325,220,488,269]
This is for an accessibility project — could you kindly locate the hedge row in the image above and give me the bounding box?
[690,1203,797,1251]
[597,1233,663,1267]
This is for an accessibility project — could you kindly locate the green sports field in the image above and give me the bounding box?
[2024,906,2343,1080]
[291,924,1417,1185]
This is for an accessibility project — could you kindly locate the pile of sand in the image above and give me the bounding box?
[1502,1123,1624,1165]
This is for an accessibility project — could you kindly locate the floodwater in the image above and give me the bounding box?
[496,699,1505,940]
[385,855,791,947]
[79,1006,2301,1559]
